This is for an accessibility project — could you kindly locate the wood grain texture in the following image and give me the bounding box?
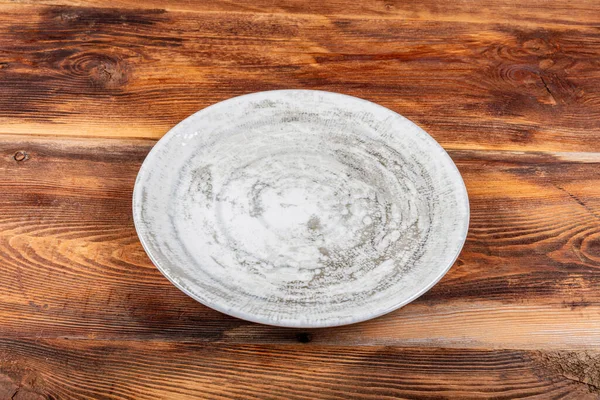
[0,339,599,399]
[1,0,600,395]
[3,0,600,25]
[0,3,599,151]
[0,136,599,350]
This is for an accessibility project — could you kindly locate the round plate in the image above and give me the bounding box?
[133,90,469,328]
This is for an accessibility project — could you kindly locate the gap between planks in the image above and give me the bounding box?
[3,134,600,162]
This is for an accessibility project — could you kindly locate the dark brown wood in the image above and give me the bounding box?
[0,136,599,351]
[0,339,599,399]
[0,3,599,152]
[1,0,600,396]
[4,0,599,21]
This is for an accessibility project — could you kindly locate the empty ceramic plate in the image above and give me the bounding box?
[133,90,469,328]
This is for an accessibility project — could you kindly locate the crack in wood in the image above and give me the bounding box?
[554,184,600,222]
[540,75,558,105]
[534,351,600,395]
[561,374,600,393]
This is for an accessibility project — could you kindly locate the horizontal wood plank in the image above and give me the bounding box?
[0,4,599,151]
[0,136,599,349]
[3,0,599,25]
[0,339,599,399]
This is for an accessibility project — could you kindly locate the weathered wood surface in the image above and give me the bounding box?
[0,2,599,152]
[1,340,599,399]
[0,136,599,353]
[2,0,600,397]
[4,0,599,22]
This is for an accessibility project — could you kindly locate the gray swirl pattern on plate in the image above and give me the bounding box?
[133,90,469,327]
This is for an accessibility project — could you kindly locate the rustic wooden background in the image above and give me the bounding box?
[1,0,600,398]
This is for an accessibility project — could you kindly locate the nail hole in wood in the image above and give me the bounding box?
[296,332,312,343]
[14,151,28,162]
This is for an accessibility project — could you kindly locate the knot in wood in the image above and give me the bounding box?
[296,332,313,343]
[75,52,129,90]
[14,151,29,162]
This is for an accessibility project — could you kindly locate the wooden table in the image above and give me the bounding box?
[1,0,600,398]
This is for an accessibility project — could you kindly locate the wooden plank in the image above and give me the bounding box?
[0,339,598,399]
[3,0,599,26]
[0,4,599,151]
[1,136,599,348]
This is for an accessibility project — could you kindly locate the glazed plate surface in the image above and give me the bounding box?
[133,90,469,327]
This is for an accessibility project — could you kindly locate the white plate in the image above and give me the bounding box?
[133,90,469,328]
